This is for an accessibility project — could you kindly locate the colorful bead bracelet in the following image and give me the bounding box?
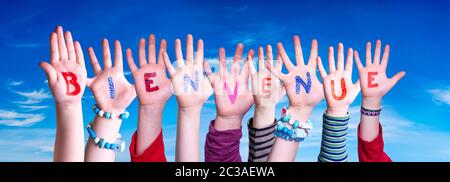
[360,106,382,116]
[92,104,130,120]
[274,107,313,142]
[86,123,125,152]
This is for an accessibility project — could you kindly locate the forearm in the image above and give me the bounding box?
[214,115,243,131]
[318,111,349,162]
[359,98,381,141]
[135,105,164,155]
[84,117,122,162]
[54,102,85,162]
[175,106,201,162]
[268,106,313,162]
[253,105,276,128]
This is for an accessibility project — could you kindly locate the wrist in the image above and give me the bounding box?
[214,115,243,131]
[253,105,276,128]
[362,97,382,110]
[288,105,314,123]
[326,106,349,117]
[139,104,165,112]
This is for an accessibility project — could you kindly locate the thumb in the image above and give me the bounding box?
[39,61,57,85]
[387,71,406,90]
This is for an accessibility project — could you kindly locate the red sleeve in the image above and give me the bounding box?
[129,129,167,162]
[358,123,392,162]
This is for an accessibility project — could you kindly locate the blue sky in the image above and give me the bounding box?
[1,0,450,161]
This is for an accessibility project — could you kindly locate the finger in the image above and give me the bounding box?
[102,39,112,68]
[232,43,244,76]
[258,46,264,71]
[203,60,215,85]
[138,38,147,66]
[39,62,57,85]
[148,34,156,64]
[277,42,295,71]
[366,41,372,66]
[354,50,364,71]
[50,32,59,63]
[163,52,176,78]
[248,52,257,75]
[353,79,361,97]
[308,39,318,67]
[388,71,406,90]
[55,26,68,60]
[345,48,354,74]
[196,39,204,66]
[158,39,167,66]
[373,40,381,65]
[243,49,254,85]
[74,41,85,67]
[86,78,93,87]
[266,44,274,67]
[186,34,194,65]
[381,44,390,69]
[88,47,102,75]
[126,48,138,72]
[65,31,76,61]
[219,47,227,78]
[114,40,123,71]
[275,52,282,72]
[293,35,305,66]
[328,46,336,72]
[175,39,185,67]
[266,59,286,81]
[317,56,327,78]
[337,43,345,71]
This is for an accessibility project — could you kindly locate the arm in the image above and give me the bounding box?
[354,40,405,162]
[84,39,136,162]
[267,36,324,162]
[126,35,171,161]
[202,44,255,162]
[163,34,213,162]
[39,26,87,162]
[316,43,361,162]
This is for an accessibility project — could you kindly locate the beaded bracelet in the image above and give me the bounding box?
[274,107,313,142]
[92,104,130,120]
[86,123,125,152]
[360,106,382,116]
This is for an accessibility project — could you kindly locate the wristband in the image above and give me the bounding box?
[274,107,313,142]
[92,104,129,120]
[360,106,382,116]
[86,123,125,152]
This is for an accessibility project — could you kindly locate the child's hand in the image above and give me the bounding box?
[87,39,136,114]
[39,26,87,104]
[249,46,286,107]
[204,44,254,121]
[354,40,405,108]
[267,36,324,110]
[163,34,212,109]
[317,43,360,115]
[126,35,172,109]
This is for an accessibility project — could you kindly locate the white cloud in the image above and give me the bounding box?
[13,88,51,105]
[0,109,45,127]
[0,128,54,161]
[8,81,23,86]
[18,105,48,111]
[428,87,450,106]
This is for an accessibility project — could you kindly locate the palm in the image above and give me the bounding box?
[212,73,254,117]
[50,61,87,102]
[251,71,285,106]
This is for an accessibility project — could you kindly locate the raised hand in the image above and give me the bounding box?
[87,39,136,114]
[203,44,254,130]
[317,43,360,115]
[249,46,285,107]
[126,35,172,109]
[354,40,405,108]
[39,26,87,103]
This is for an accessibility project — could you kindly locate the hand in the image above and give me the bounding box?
[39,26,87,104]
[87,39,136,114]
[267,36,324,110]
[163,34,212,109]
[354,40,406,108]
[126,35,172,109]
[204,44,254,120]
[317,43,360,116]
[249,45,285,107]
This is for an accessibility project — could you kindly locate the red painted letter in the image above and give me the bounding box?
[144,72,159,92]
[331,78,347,101]
[62,72,81,96]
[368,72,378,88]
[262,77,271,94]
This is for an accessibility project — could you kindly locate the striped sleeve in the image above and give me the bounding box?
[247,118,276,162]
[318,112,350,162]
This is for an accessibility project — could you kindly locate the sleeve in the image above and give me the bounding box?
[204,120,242,162]
[318,112,350,162]
[358,123,392,162]
[247,118,276,162]
[129,129,167,162]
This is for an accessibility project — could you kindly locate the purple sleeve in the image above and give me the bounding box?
[204,120,242,162]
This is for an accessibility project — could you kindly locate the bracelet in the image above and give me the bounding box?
[274,107,313,142]
[86,123,125,152]
[360,106,382,116]
[92,104,130,120]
